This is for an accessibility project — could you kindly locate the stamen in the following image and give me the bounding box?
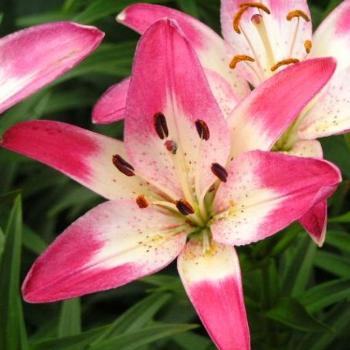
[287,10,310,22]
[195,119,210,140]
[164,140,178,154]
[229,55,255,69]
[233,3,270,34]
[271,58,299,72]
[112,154,135,177]
[176,199,195,216]
[304,40,312,54]
[154,112,169,140]
[251,12,275,66]
[211,163,228,183]
[136,195,149,209]
[239,2,271,13]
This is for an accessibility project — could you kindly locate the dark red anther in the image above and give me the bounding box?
[136,195,149,209]
[112,154,135,177]
[176,200,195,216]
[164,140,178,154]
[195,119,210,141]
[154,112,169,139]
[211,163,228,182]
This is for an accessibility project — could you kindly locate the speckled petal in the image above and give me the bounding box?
[298,69,350,139]
[229,58,336,157]
[0,22,103,114]
[23,200,188,303]
[117,3,250,99]
[92,77,130,124]
[178,240,250,350]
[212,151,341,246]
[124,19,230,201]
[1,120,152,200]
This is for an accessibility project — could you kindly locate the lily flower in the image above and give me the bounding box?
[92,1,350,246]
[1,20,341,350]
[0,21,104,114]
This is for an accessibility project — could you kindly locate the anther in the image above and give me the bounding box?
[154,112,169,139]
[164,140,178,154]
[286,10,310,22]
[136,195,149,209]
[304,40,312,54]
[112,154,135,177]
[229,55,255,69]
[271,58,299,72]
[176,200,195,216]
[233,2,271,32]
[211,163,228,183]
[239,2,271,13]
[195,119,210,141]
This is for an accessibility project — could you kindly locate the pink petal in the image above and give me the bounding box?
[124,19,230,200]
[312,0,350,70]
[92,77,130,124]
[299,200,328,247]
[23,200,187,303]
[178,240,250,350]
[287,140,323,158]
[221,0,312,84]
[0,22,104,114]
[285,140,327,246]
[212,151,341,246]
[229,58,336,157]
[205,68,241,120]
[117,3,250,99]
[298,69,350,139]
[1,120,151,200]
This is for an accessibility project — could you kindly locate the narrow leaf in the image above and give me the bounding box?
[58,298,81,337]
[0,196,28,350]
[266,298,328,332]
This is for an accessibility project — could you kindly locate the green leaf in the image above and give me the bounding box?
[16,12,71,27]
[32,323,196,350]
[314,251,350,278]
[90,323,198,350]
[280,236,316,296]
[266,298,328,333]
[299,278,350,313]
[329,211,350,223]
[0,196,28,350]
[173,331,212,350]
[22,225,47,255]
[176,0,199,17]
[74,0,170,24]
[90,292,171,346]
[31,325,111,350]
[295,303,350,350]
[58,298,81,338]
[325,230,350,254]
[0,228,5,260]
[55,43,136,82]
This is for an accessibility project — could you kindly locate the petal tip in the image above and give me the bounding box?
[116,10,126,23]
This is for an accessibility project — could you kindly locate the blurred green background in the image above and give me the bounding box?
[1,0,350,349]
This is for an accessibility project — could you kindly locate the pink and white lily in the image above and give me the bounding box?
[92,1,350,246]
[1,20,341,350]
[0,21,104,114]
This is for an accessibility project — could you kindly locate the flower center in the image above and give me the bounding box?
[111,115,228,230]
[230,2,312,81]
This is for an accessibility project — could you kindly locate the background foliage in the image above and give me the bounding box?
[0,0,350,349]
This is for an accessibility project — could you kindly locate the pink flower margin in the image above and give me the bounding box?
[1,18,342,349]
[0,21,104,114]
